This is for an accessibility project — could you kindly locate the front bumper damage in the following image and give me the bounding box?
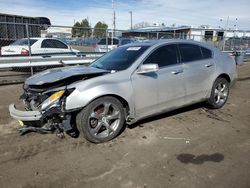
[9,103,75,137]
[9,104,42,121]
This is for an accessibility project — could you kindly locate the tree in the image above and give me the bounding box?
[72,21,82,37]
[72,19,91,37]
[81,19,91,37]
[93,22,108,38]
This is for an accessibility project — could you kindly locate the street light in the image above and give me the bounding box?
[129,11,133,30]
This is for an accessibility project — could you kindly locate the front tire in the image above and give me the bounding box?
[206,77,229,109]
[76,96,125,143]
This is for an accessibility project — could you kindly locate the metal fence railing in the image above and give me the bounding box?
[1,22,250,53]
[0,22,250,84]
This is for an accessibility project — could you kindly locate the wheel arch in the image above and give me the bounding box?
[85,94,130,116]
[217,73,231,83]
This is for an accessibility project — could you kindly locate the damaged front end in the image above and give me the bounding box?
[9,86,77,137]
[9,65,110,137]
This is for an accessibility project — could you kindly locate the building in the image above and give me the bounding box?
[42,27,72,38]
[122,25,250,50]
[0,13,51,47]
[122,26,191,39]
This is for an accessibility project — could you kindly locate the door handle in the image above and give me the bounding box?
[171,70,183,75]
[205,63,213,67]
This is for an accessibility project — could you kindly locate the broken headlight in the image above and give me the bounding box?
[40,89,65,110]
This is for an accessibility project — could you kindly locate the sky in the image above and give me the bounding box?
[0,0,249,30]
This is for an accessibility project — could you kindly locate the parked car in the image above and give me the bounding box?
[95,37,134,52]
[1,38,79,55]
[9,39,237,143]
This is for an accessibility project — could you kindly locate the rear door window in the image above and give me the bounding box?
[179,44,203,62]
[201,47,212,59]
[51,40,68,49]
[41,39,54,48]
[144,44,178,68]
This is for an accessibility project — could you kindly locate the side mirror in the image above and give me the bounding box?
[137,64,159,74]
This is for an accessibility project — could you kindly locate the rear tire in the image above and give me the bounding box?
[206,77,229,109]
[76,96,125,143]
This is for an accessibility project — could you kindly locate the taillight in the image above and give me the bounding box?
[21,48,29,55]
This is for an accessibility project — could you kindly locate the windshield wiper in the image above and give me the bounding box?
[92,65,104,70]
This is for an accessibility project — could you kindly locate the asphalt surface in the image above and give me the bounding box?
[0,62,249,188]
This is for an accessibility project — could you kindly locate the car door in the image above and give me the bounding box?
[131,44,186,118]
[152,44,186,111]
[131,65,158,118]
[178,43,215,103]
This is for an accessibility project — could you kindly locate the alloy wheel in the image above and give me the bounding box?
[88,102,121,138]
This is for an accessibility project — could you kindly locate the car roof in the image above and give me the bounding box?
[17,38,61,40]
[126,39,214,49]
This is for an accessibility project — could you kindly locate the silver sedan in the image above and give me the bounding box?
[9,39,237,143]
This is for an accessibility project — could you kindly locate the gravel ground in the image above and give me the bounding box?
[0,62,249,188]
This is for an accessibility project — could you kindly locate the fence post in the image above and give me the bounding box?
[106,29,108,52]
[26,23,33,75]
[222,31,226,51]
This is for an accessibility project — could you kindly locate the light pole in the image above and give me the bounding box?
[111,0,116,46]
[129,11,133,30]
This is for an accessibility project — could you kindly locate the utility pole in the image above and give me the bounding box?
[225,16,229,30]
[111,0,116,46]
[129,11,133,30]
[222,16,229,51]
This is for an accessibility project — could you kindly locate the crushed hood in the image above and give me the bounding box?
[25,65,110,86]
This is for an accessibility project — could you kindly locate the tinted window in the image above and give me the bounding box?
[179,44,203,62]
[98,38,119,45]
[91,46,149,71]
[201,47,212,59]
[41,39,54,48]
[51,40,68,49]
[144,44,178,67]
[41,39,68,48]
[11,39,37,46]
[121,39,133,45]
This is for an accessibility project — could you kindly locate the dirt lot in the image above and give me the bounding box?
[0,63,249,188]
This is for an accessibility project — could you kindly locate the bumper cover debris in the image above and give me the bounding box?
[9,103,42,121]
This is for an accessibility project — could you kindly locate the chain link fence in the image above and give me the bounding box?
[0,22,250,84]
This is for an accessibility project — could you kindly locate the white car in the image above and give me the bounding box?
[95,38,134,52]
[1,38,79,55]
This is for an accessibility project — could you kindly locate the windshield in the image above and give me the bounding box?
[91,46,149,71]
[11,39,37,46]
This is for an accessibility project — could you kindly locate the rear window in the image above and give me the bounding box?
[11,39,37,46]
[41,39,68,49]
[121,39,133,45]
[98,38,119,45]
[201,47,212,59]
[179,44,203,62]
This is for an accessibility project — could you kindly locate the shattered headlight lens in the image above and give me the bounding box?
[49,90,65,102]
[41,89,65,110]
